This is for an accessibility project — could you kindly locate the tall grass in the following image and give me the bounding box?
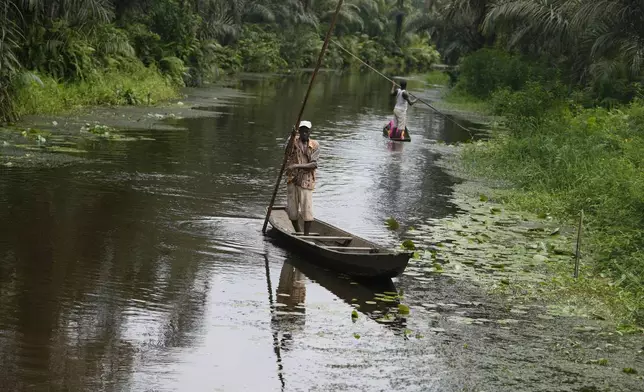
[13,64,178,117]
[461,86,644,324]
[425,70,450,86]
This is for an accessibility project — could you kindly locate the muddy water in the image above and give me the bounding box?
[0,73,642,392]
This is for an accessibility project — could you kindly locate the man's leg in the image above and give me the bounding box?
[397,111,407,138]
[299,186,314,236]
[286,183,301,233]
[393,109,404,138]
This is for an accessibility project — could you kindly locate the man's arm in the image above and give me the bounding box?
[289,146,319,170]
[391,81,398,96]
[403,91,418,106]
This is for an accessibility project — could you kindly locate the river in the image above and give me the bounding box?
[0,73,641,392]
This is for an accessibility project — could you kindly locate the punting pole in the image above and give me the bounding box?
[262,0,345,234]
[330,39,475,138]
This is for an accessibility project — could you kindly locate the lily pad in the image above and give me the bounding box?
[533,254,548,263]
[385,217,400,230]
[398,304,410,314]
[401,240,416,250]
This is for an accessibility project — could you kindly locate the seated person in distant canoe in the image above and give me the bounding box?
[285,121,320,236]
[390,79,417,138]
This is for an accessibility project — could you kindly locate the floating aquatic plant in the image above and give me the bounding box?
[398,304,410,314]
[385,217,400,230]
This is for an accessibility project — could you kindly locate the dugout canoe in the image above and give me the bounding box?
[382,122,411,142]
[266,207,412,279]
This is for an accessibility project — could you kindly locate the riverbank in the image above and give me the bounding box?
[434,86,644,328]
[10,66,181,119]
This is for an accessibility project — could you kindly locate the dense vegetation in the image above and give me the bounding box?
[432,1,644,323]
[0,0,442,121]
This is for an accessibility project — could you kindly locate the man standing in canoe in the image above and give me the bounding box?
[286,121,320,236]
[390,79,417,139]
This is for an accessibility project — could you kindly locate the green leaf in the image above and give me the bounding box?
[353,333,361,339]
[401,240,416,250]
[623,368,637,375]
[385,217,400,230]
[351,310,359,321]
[398,304,410,314]
[479,194,489,202]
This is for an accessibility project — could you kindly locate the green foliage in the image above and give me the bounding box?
[236,25,287,73]
[279,27,321,69]
[425,70,450,86]
[13,66,177,117]
[462,90,644,322]
[457,49,534,99]
[399,35,441,73]
[489,82,565,120]
[159,57,188,86]
[125,23,163,66]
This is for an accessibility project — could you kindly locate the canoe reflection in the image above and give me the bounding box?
[280,253,407,332]
[276,261,306,313]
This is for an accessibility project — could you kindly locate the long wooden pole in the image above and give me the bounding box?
[262,0,345,234]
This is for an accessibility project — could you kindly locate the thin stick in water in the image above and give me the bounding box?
[574,209,584,278]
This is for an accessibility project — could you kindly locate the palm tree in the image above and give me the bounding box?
[482,0,644,92]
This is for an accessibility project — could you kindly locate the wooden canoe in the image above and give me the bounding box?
[382,123,411,142]
[266,207,412,279]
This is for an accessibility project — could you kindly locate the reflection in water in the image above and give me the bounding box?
[276,262,306,314]
[386,140,405,152]
[271,259,307,353]
[263,255,286,391]
[280,252,406,333]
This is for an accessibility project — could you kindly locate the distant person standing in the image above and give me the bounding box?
[285,121,320,236]
[390,79,417,138]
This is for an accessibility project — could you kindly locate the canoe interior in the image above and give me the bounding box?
[269,208,384,251]
[382,123,411,142]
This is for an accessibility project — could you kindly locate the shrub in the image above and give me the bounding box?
[236,25,287,73]
[458,48,534,98]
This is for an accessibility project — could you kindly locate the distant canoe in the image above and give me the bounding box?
[382,122,411,142]
[266,207,411,279]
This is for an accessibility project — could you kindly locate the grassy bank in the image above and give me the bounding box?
[13,65,179,117]
[439,52,644,326]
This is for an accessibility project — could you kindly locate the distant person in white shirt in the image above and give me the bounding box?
[390,79,417,139]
